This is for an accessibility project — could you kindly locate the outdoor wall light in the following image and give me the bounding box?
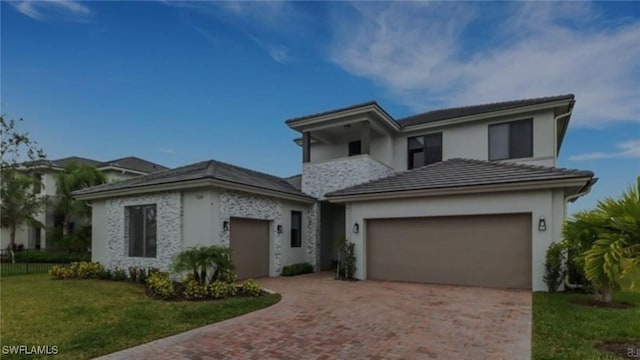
[276,225,283,234]
[538,217,547,232]
[223,221,230,231]
[352,222,360,234]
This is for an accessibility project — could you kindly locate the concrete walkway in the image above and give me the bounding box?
[96,272,531,359]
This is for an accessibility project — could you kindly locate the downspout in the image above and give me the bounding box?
[563,178,598,289]
[553,106,573,162]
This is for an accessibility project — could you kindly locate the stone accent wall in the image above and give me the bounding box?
[306,202,321,269]
[104,192,181,272]
[219,190,284,275]
[301,155,396,199]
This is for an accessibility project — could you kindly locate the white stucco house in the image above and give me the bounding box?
[75,94,595,291]
[1,156,167,250]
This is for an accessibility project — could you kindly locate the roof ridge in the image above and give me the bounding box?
[397,94,575,123]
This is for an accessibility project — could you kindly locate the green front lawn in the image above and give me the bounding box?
[0,274,280,360]
[533,269,640,359]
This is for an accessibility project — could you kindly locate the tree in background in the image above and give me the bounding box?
[0,115,47,261]
[563,177,640,303]
[54,162,106,250]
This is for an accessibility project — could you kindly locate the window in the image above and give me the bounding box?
[127,205,157,258]
[348,140,361,156]
[290,211,302,248]
[407,133,442,169]
[489,119,533,160]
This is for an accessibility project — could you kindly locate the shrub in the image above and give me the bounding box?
[98,268,112,280]
[281,262,314,276]
[111,267,127,281]
[336,238,357,280]
[241,279,263,297]
[146,271,176,299]
[49,265,72,279]
[208,280,237,299]
[183,279,208,300]
[68,262,103,279]
[172,245,234,286]
[11,250,90,264]
[218,270,237,284]
[544,242,566,292]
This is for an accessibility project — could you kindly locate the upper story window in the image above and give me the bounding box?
[291,210,302,248]
[127,204,157,258]
[407,133,442,170]
[348,140,361,156]
[489,119,533,161]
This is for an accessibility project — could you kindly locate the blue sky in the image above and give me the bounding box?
[2,1,639,214]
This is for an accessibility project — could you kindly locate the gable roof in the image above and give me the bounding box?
[285,94,575,129]
[285,174,302,191]
[326,158,594,199]
[73,159,314,201]
[396,94,575,127]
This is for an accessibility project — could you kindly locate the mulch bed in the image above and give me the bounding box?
[572,298,635,309]
[595,341,640,359]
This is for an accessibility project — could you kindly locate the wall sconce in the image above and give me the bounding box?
[223,221,230,232]
[352,222,359,234]
[538,217,547,232]
[276,225,283,234]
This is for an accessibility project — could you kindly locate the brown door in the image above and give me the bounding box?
[230,217,270,280]
[366,213,531,289]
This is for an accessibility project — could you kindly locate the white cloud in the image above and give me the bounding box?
[569,140,640,160]
[329,2,640,127]
[9,0,91,21]
[158,148,176,155]
[250,36,291,64]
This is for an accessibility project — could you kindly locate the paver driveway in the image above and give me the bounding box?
[97,272,531,360]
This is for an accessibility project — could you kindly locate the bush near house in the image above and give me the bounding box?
[281,262,314,276]
[49,261,102,279]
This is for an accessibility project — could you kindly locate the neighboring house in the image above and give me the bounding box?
[1,156,168,250]
[75,94,595,291]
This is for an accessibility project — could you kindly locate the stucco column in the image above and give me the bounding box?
[361,121,370,155]
[303,132,311,163]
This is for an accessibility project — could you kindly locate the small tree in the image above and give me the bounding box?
[55,162,106,238]
[335,238,356,280]
[543,242,566,292]
[0,115,46,261]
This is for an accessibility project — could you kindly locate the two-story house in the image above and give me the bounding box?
[75,94,595,291]
[1,156,168,250]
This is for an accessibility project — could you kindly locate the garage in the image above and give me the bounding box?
[366,213,532,289]
[230,217,270,279]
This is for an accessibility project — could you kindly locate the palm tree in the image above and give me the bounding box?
[563,177,640,303]
[0,170,47,262]
[173,245,234,285]
[55,162,106,237]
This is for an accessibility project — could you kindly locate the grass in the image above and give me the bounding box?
[0,274,281,360]
[533,268,640,360]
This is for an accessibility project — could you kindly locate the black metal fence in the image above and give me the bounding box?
[0,249,89,277]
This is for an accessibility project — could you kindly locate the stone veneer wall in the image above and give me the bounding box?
[104,192,182,271]
[306,202,321,269]
[219,190,285,275]
[301,155,396,199]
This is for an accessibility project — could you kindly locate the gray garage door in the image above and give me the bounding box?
[230,217,270,280]
[366,213,532,289]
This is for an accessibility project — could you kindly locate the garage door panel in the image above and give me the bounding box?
[366,213,531,289]
[230,217,270,280]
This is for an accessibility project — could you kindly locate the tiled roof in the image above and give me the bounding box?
[285,174,302,191]
[73,159,314,199]
[396,94,575,127]
[326,158,594,197]
[99,156,169,173]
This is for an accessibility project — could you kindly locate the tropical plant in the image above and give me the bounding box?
[335,238,356,280]
[55,162,106,238]
[563,177,640,303]
[543,242,566,292]
[1,170,47,262]
[146,271,176,299]
[241,279,263,297]
[172,245,234,286]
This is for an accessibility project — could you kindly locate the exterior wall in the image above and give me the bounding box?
[218,190,316,276]
[182,189,219,248]
[91,201,108,263]
[346,189,559,292]
[100,192,182,271]
[302,155,396,199]
[391,109,557,171]
[309,135,394,168]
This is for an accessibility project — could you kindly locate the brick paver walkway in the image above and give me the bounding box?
[96,272,531,360]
